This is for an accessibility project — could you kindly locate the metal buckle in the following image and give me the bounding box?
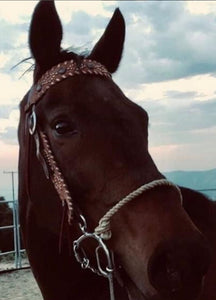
[28,105,37,135]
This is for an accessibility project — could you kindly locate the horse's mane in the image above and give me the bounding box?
[182,187,216,240]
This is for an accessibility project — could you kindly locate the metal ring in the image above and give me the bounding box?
[28,106,37,135]
[77,214,88,234]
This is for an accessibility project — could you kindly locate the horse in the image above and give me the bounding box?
[18,1,216,300]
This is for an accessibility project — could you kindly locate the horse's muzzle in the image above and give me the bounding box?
[148,237,210,300]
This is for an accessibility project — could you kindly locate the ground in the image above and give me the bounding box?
[0,261,42,300]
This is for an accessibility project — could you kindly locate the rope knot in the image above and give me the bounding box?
[94,219,112,240]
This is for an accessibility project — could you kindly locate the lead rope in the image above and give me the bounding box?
[94,179,183,240]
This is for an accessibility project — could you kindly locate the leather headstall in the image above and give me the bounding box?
[25,58,111,224]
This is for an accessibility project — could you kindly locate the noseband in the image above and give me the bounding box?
[26,58,183,300]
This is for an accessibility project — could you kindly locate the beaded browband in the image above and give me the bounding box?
[25,58,111,112]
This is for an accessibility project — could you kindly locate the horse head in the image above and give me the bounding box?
[18,1,210,300]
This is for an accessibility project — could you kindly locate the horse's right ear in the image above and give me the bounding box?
[29,0,62,68]
[88,8,125,73]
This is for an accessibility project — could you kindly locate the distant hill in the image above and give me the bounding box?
[164,169,216,200]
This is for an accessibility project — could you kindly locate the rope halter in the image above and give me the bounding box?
[94,179,183,240]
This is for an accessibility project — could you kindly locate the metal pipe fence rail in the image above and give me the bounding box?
[0,188,215,271]
[0,199,25,270]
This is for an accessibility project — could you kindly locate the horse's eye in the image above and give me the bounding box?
[54,121,76,135]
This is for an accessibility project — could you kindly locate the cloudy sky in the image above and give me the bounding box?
[0,1,216,200]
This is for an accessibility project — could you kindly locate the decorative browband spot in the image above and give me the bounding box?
[25,59,111,112]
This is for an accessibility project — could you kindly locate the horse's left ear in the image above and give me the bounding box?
[29,0,62,69]
[88,8,125,73]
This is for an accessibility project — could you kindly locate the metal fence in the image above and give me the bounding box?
[0,198,24,269]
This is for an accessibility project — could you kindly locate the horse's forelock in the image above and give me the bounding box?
[33,50,84,83]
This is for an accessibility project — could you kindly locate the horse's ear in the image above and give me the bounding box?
[29,0,62,68]
[88,8,125,73]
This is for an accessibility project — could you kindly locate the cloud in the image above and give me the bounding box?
[62,11,109,49]
[0,17,30,77]
[56,1,112,23]
[124,74,216,112]
[186,1,216,15]
[0,72,31,106]
[0,127,18,145]
[123,73,216,155]
[0,105,17,118]
[0,1,36,24]
[0,19,29,52]
[150,140,216,172]
[165,91,198,100]
[146,98,216,148]
[111,1,216,86]
[0,109,19,145]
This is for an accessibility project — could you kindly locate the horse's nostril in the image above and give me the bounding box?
[149,251,182,293]
[166,262,182,293]
[148,239,210,299]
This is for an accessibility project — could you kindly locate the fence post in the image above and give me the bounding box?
[11,197,18,268]
[15,199,22,268]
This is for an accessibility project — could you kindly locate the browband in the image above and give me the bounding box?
[25,58,111,112]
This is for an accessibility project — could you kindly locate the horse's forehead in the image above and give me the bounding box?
[39,77,120,111]
[35,75,149,128]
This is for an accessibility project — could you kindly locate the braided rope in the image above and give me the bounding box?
[39,131,73,224]
[94,179,183,240]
